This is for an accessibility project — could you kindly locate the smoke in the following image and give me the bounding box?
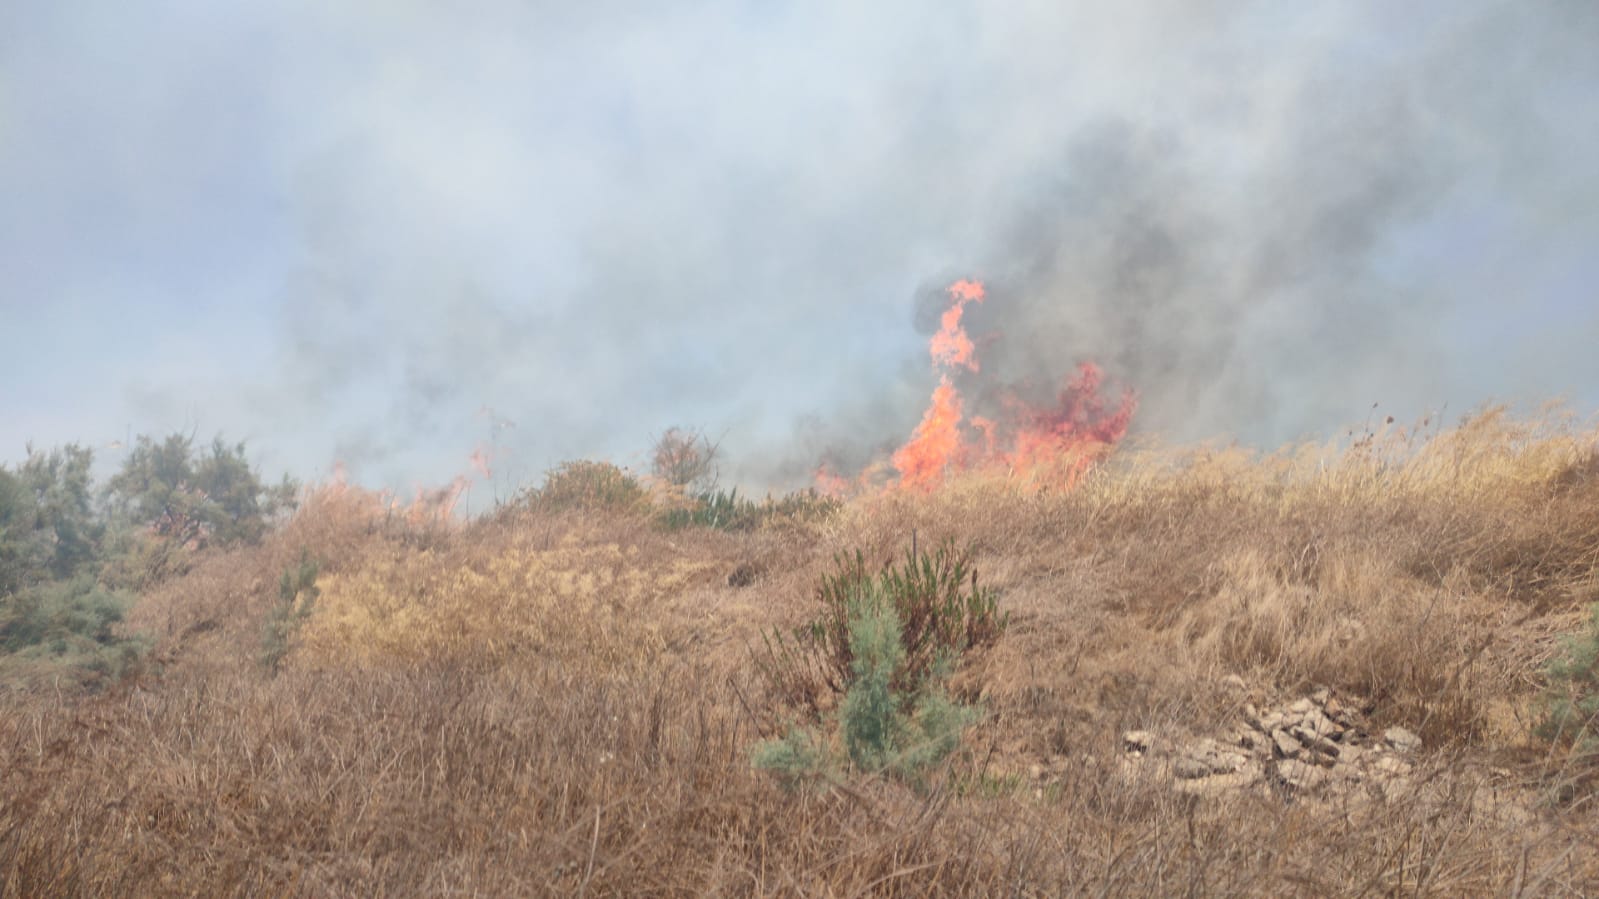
[3,1,1596,491]
[949,2,1598,447]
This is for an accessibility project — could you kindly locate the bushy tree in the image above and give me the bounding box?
[16,444,101,581]
[104,433,295,548]
[0,433,293,688]
[0,468,35,596]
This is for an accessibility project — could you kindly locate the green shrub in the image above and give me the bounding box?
[758,538,1006,713]
[1538,601,1599,754]
[262,550,320,674]
[750,723,833,788]
[658,487,842,533]
[755,590,976,788]
[97,525,197,593]
[0,575,145,687]
[657,487,759,531]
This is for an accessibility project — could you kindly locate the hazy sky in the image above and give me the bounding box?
[3,1,1596,498]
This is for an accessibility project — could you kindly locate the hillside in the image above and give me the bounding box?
[4,408,1599,896]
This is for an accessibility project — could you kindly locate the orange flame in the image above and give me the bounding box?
[879,278,1136,492]
[891,377,966,489]
[813,463,852,499]
[304,447,492,529]
[469,445,493,479]
[996,362,1136,488]
[929,279,985,371]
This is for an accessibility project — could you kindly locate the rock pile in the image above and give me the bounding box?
[1120,685,1425,798]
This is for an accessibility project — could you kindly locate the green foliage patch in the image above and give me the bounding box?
[657,487,840,533]
[0,432,292,689]
[758,538,1007,713]
[0,575,145,687]
[753,539,1001,788]
[1538,601,1599,755]
[754,583,978,788]
[262,550,321,675]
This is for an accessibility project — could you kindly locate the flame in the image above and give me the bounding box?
[871,278,1137,491]
[997,362,1136,487]
[813,464,852,499]
[929,279,985,371]
[304,447,491,529]
[891,377,966,489]
[470,445,493,479]
[407,477,469,526]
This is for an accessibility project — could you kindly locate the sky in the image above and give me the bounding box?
[2,0,1596,500]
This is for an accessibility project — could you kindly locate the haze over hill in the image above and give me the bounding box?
[3,1,1596,495]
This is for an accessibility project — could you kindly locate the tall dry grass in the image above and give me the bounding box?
[4,407,1599,896]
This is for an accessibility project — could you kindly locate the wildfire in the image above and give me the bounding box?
[892,378,967,490]
[837,279,1136,492]
[306,446,493,528]
[929,279,985,371]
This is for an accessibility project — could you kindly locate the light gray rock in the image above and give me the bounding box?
[1243,702,1261,722]
[1300,708,1345,739]
[1173,757,1211,780]
[1290,725,1341,759]
[1238,729,1270,752]
[1207,750,1249,775]
[1275,759,1330,792]
[1384,726,1422,753]
[1288,698,1316,715]
[1174,768,1262,796]
[1272,729,1303,759]
[1123,730,1155,753]
[1374,754,1413,777]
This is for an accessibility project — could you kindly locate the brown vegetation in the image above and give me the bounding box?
[4,407,1599,896]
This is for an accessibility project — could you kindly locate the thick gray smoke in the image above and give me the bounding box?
[957,3,1599,448]
[3,1,1595,493]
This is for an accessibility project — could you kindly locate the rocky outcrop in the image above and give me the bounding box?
[1119,683,1424,799]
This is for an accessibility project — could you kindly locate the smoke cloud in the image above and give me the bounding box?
[2,1,1595,493]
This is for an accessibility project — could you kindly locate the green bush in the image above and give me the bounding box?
[0,575,145,687]
[758,538,1006,713]
[1538,601,1599,755]
[754,587,976,788]
[262,550,320,674]
[657,487,841,533]
[750,723,831,787]
[657,487,759,531]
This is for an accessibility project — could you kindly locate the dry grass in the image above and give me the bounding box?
[4,407,1599,896]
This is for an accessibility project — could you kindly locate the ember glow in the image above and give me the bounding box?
[850,279,1136,492]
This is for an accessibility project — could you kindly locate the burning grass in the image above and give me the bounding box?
[4,407,1599,895]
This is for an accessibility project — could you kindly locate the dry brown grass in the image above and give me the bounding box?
[4,407,1599,896]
